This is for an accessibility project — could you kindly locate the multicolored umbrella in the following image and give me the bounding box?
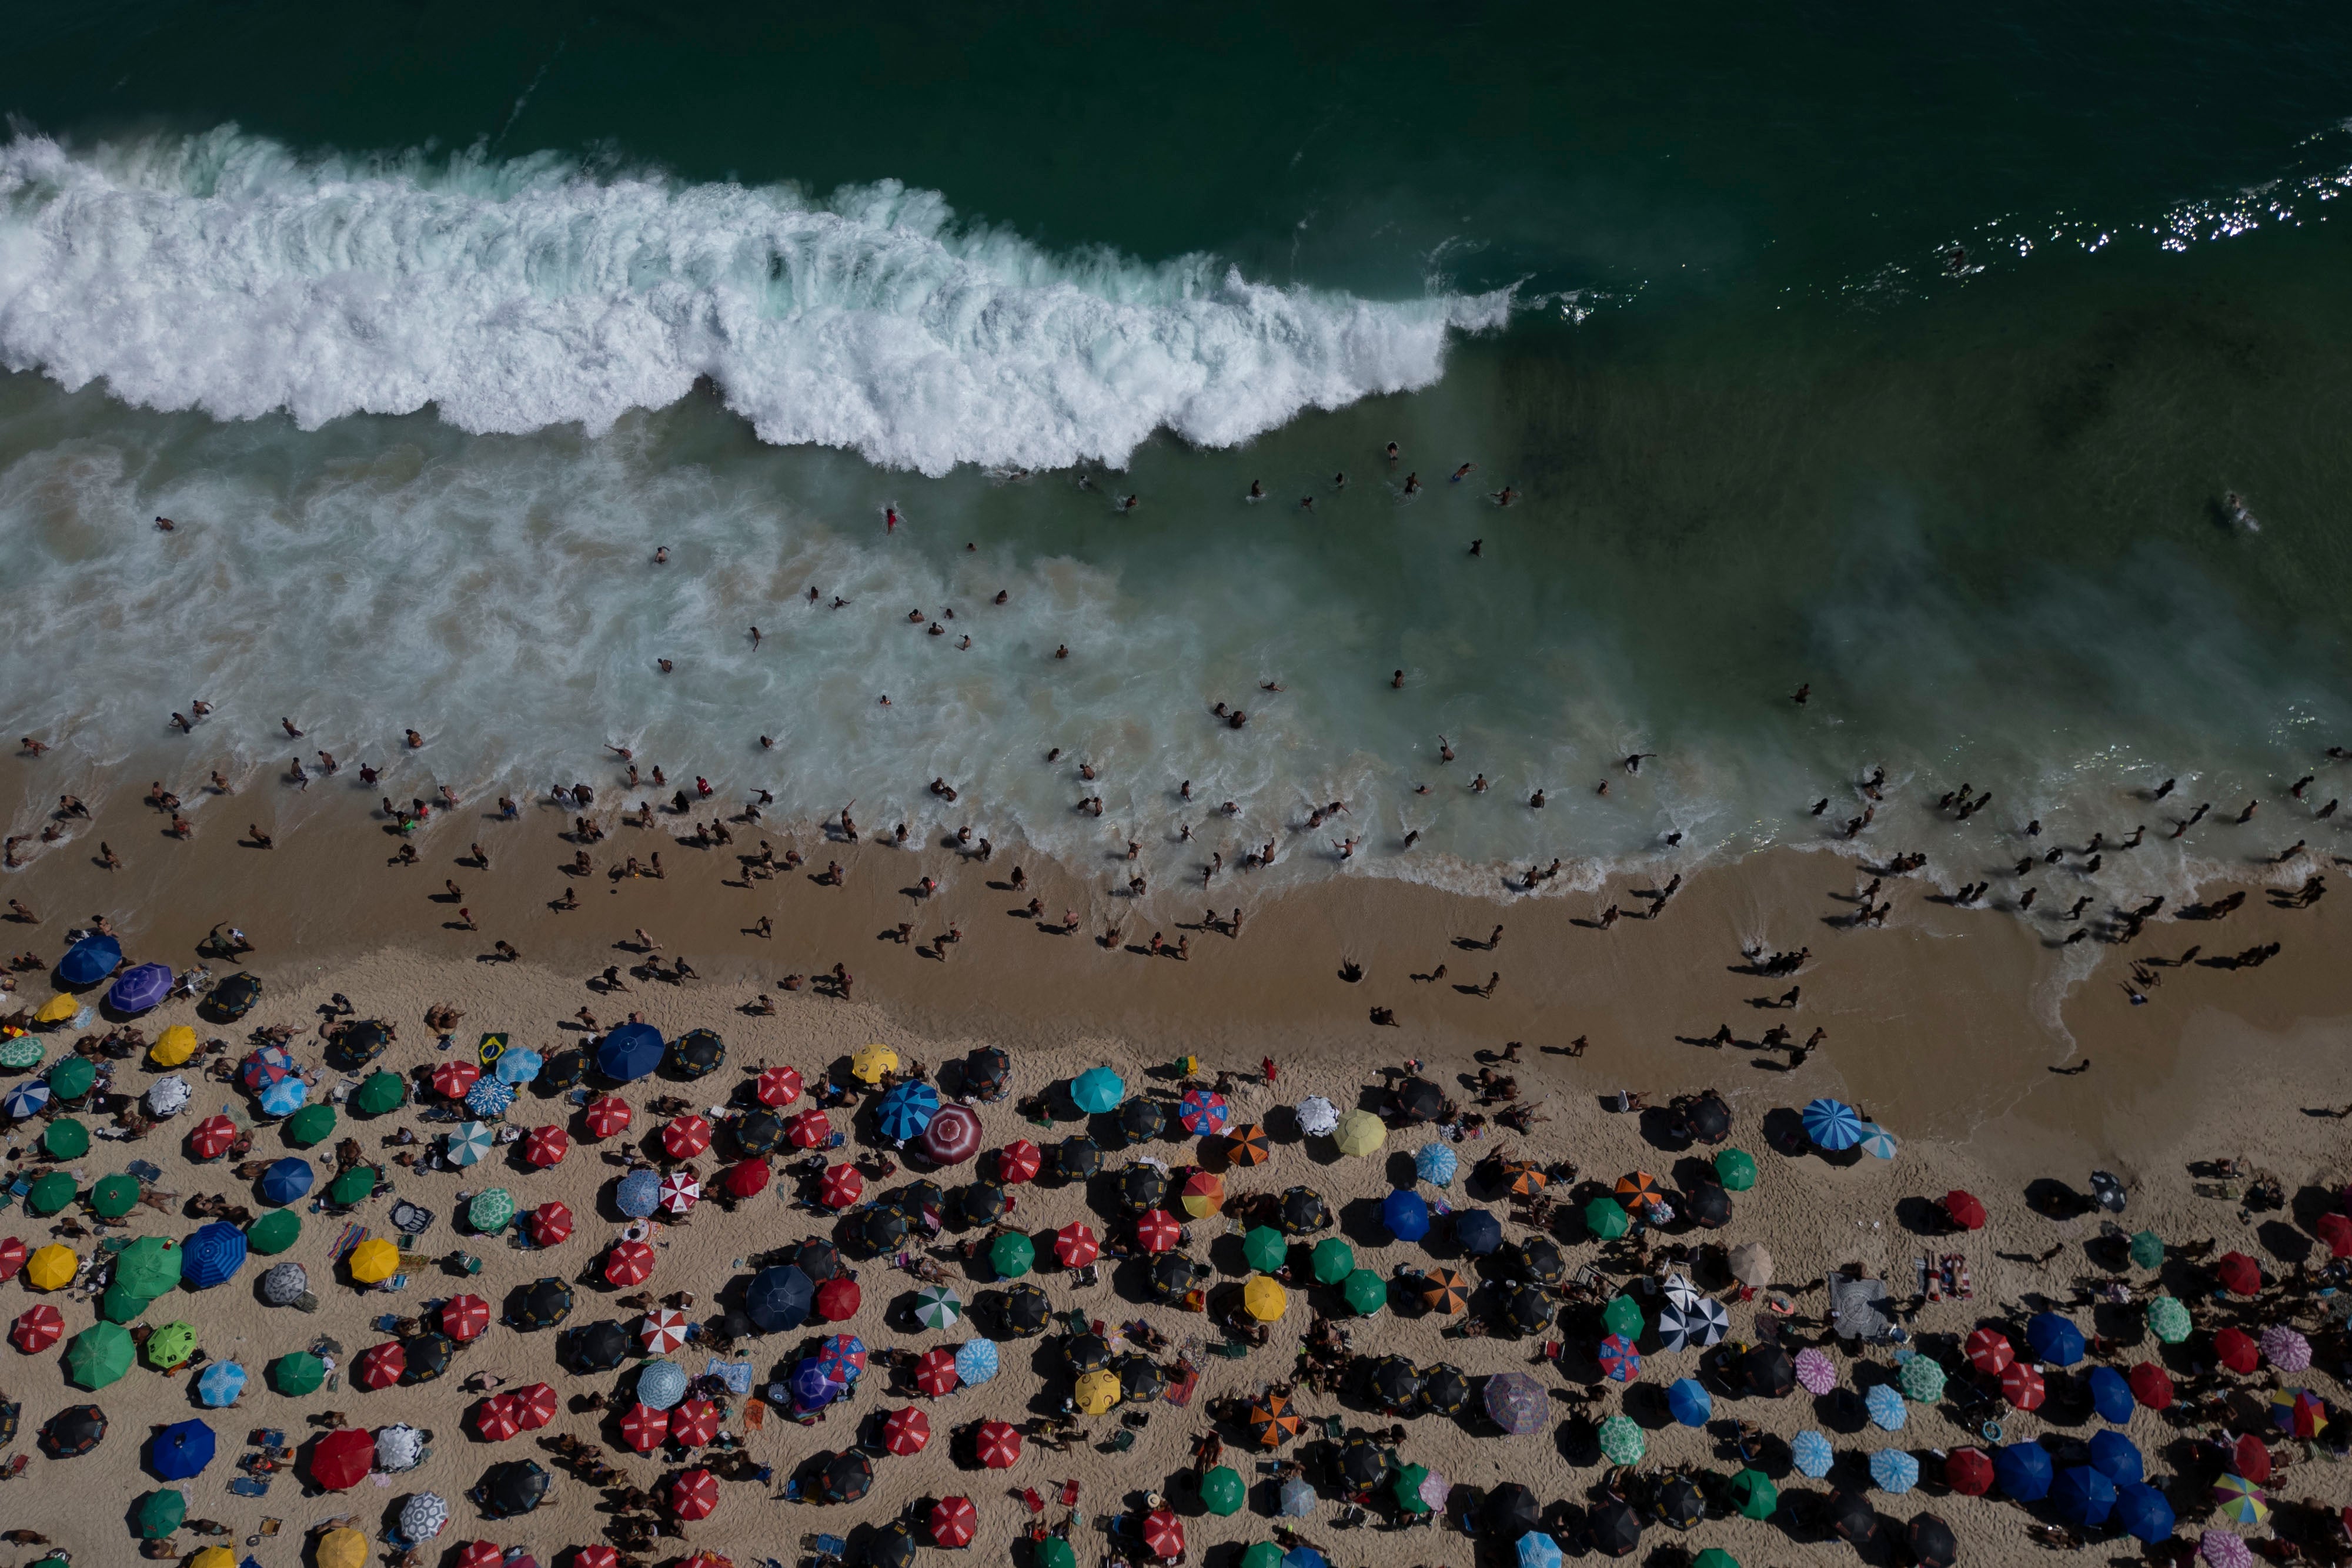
[2273,1389,2328,1438]
[1794,1348,1838,1395]
[1855,1122,1899,1159]
[1484,1371,1548,1435]
[1178,1090,1229,1135]
[2211,1475,2269,1528]
[461,1077,512,1116]
[446,1120,495,1166]
[913,1284,963,1330]
[1226,1124,1271,1165]
[1598,1335,1641,1382]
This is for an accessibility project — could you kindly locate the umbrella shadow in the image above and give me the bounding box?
[1335,1197,1389,1250]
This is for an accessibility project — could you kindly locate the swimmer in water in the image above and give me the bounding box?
[885,506,900,532]
[1451,463,1474,482]
[1248,480,1263,500]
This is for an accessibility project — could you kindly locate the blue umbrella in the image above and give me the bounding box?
[106,963,173,1014]
[745,1265,814,1332]
[2,1081,49,1119]
[615,1169,660,1218]
[257,1077,308,1118]
[1869,1449,1919,1493]
[790,1358,837,1409]
[954,1339,1000,1385]
[1865,1383,1907,1431]
[636,1359,687,1410]
[2114,1482,2175,1544]
[2088,1430,2143,1486]
[1800,1098,1866,1151]
[1071,1067,1125,1114]
[1414,1144,1458,1187]
[181,1221,248,1289]
[1381,1189,1431,1242]
[816,1334,867,1384]
[463,1077,514,1116]
[596,1024,664,1084]
[493,1048,543,1085]
[57,933,122,987]
[876,1082,941,1141]
[2026,1312,2085,1368]
[1278,1476,1316,1517]
[2087,1365,2136,1425]
[1515,1533,1561,1568]
[258,1158,313,1205]
[1666,1378,1712,1427]
[149,1419,215,1480]
[195,1362,246,1408]
[1453,1209,1503,1255]
[1791,1431,1834,1478]
[2051,1466,2116,1529]
[1993,1442,2054,1502]
[1282,1550,1328,1568]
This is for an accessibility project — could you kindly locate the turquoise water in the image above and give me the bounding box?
[4,4,2351,900]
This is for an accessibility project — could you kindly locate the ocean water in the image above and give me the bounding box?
[4,2,2352,905]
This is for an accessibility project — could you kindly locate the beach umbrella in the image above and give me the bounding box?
[348,1236,400,1284]
[470,1186,518,1231]
[1342,1268,1387,1316]
[1993,1440,2054,1501]
[191,1362,249,1414]
[928,1494,978,1547]
[1391,1462,1434,1516]
[2027,1312,2085,1366]
[45,1057,96,1102]
[186,1114,237,1160]
[87,1169,139,1218]
[242,1046,296,1092]
[483,1459,552,1517]
[877,1081,940,1141]
[2213,1473,2270,1527]
[1963,1327,2014,1375]
[1826,1491,1879,1546]
[270,1350,325,1396]
[1802,1098,1866,1150]
[1179,1089,1230,1136]
[1421,1267,1470,1315]
[639,1309,690,1355]
[614,1169,660,1218]
[1056,1135,1102,1180]
[430,1061,480,1100]
[1048,1222,1100,1270]
[1865,1384,1907,1430]
[619,1403,668,1453]
[1793,1348,1838,1396]
[911,1282,964,1330]
[1596,1293,1642,1342]
[492,1046,543,1086]
[285,1102,337,1145]
[1582,1196,1632,1241]
[446,1119,495,1166]
[847,1043,900,1086]
[1141,1508,1186,1562]
[1790,1430,1834,1478]
[1871,1448,1919,1494]
[565,1320,631,1374]
[1134,1209,1181,1255]
[994,1139,1043,1184]
[248,1208,301,1255]
[632,1359,687,1412]
[475,1395,521,1442]
[1596,1414,1645,1465]
[2090,1430,2143,1486]
[39,1403,106,1459]
[329,1166,377,1206]
[1937,1448,1994,1497]
[754,1065,803,1106]
[597,1024,664,1082]
[106,964,172,1014]
[2312,1212,2352,1261]
[1856,1122,1899,1159]
[2086,1364,2134,1423]
[913,1348,960,1396]
[581,1095,633,1139]
[2122,1361,2174,1411]
[921,1104,983,1164]
[41,1117,88,1159]
[1712,1146,1758,1191]
[714,1156,769,1201]
[310,1426,376,1489]
[1941,1189,1987,1229]
[65,1322,133,1388]
[151,1418,216,1481]
[1659,1294,1730,1350]
[2273,1388,2328,1437]
[1339,1439,1393,1491]
[181,1221,248,1288]
[668,1028,723,1079]
[1071,1066,1125,1113]
[57,932,121,985]
[514,1276,579,1329]
[1518,1533,1563,1568]
[1414,1142,1459,1186]
[9,1305,62,1353]
[116,1235,182,1297]
[1656,1475,1706,1530]
[1222,1123,1271,1166]
[1117,1164,1170,1214]
[1380,1188,1431,1241]
[2,1081,49,1120]
[1899,1355,1946,1404]
[1371,1356,1424,1414]
[135,1489,187,1539]
[1589,1499,1642,1557]
[603,1239,655,1286]
[527,1200,573,1246]
[0,1236,21,1283]
[2263,1326,2313,1371]
[517,1124,567,1168]
[512,1383,556,1430]
[668,1398,720,1447]
[1511,1235,1566,1285]
[1729,1468,1778,1519]
[2053,1465,2117,1528]
[975,1419,1022,1468]
[1614,1170,1666,1212]
[662,1114,711,1159]
[2234,1434,2271,1482]
[1232,1225,1283,1276]
[145,1076,191,1119]
[813,1162,863,1210]
[655,1171,699,1215]
[956,1338,1000,1385]
[1250,1392,1304,1447]
[403,1332,453,1382]
[1294,1096,1339,1136]
[398,1492,449,1542]
[1179,1168,1224,1218]
[2217,1251,2263,1295]
[2215,1327,2260,1373]
[1499,1284,1552,1337]
[1190,1464,1244,1517]
[814,1276,862,1321]
[1667,1378,1712,1427]
[2113,1482,2174,1544]
[1684,1181,1733,1228]
[356,1342,407,1390]
[1242,1275,1287,1323]
[2001,1362,2046,1410]
[1333,1107,1387,1156]
[1488,1483,1542,1539]
[746,1264,814,1332]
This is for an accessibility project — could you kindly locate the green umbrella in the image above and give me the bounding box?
[271,1350,326,1396]
[469,1187,516,1231]
[46,1057,95,1101]
[146,1320,198,1369]
[1715,1148,1758,1192]
[0,1034,41,1069]
[330,1166,377,1206]
[1898,1356,1946,1402]
[1392,1462,1432,1515]
[88,1171,141,1219]
[2127,1229,2164,1270]
[115,1236,182,1298]
[990,1232,1035,1280]
[1584,1196,1631,1240]
[913,1284,963,1329]
[1342,1268,1387,1316]
[247,1209,301,1255]
[101,1285,154,1324]
[1310,1237,1355,1285]
[1242,1226,1287,1274]
[353,1071,407,1116]
[1694,1551,1740,1568]
[1199,1465,1245,1516]
[42,1118,89,1159]
[1035,1540,1075,1568]
[285,1103,337,1146]
[1602,1295,1645,1340]
[133,1489,186,1539]
[25,1171,76,1215]
[64,1322,134,1388]
[1240,1546,1284,1568]
[1728,1468,1778,1520]
[2145,1294,2191,1344]
[1596,1413,1645,1466]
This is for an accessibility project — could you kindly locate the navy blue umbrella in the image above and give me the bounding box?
[2113,1482,2174,1544]
[745,1265,814,1332]
[2025,1312,2085,1367]
[1454,1208,1503,1255]
[258,1158,313,1205]
[149,1419,215,1480]
[57,934,121,987]
[2086,1366,2136,1425]
[2087,1431,2143,1486]
[596,1024,664,1084]
[106,963,173,1014]
[1993,1442,2053,1502]
[1382,1189,1431,1242]
[2050,1466,2116,1529]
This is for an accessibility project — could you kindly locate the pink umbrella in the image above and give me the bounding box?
[2260,1326,2313,1372]
[1793,1348,1838,1396]
[2201,1529,2254,1568]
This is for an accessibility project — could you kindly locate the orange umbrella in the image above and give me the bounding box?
[1248,1392,1303,1447]
[604,1239,656,1286]
[1615,1171,1665,1211]
[1180,1171,1225,1217]
[1225,1125,1270,1165]
[1421,1268,1470,1315]
[1504,1161,1549,1196]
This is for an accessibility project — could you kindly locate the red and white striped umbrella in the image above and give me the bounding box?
[789,1109,834,1149]
[513,1382,557,1429]
[662,1116,711,1159]
[9,1305,62,1353]
[430,1061,480,1100]
[473,1395,520,1441]
[883,1406,931,1455]
[819,1164,864,1209]
[757,1066,804,1106]
[1142,1508,1185,1561]
[657,1171,700,1215]
[522,1125,569,1168]
[995,1141,1042,1183]
[667,1398,719,1447]
[670,1468,717,1520]
[528,1201,573,1246]
[1135,1209,1183,1253]
[441,1295,492,1342]
[583,1095,632,1138]
[619,1403,668,1453]
[1054,1223,1100,1268]
[913,1349,960,1396]
[928,1496,977,1548]
[188,1115,238,1160]
[604,1240,656,1286]
[975,1419,1023,1468]
[920,1105,983,1165]
[640,1309,691,1355]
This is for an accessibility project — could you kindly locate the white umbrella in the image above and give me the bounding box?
[1662,1272,1703,1310]
[397,1492,449,1540]
[1729,1242,1773,1287]
[146,1075,191,1117]
[376,1424,426,1471]
[1657,1295,1730,1350]
[1295,1096,1339,1136]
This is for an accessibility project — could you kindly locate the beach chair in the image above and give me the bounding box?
[801,1533,846,1564]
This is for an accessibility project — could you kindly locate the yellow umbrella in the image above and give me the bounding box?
[348,1238,400,1284]
[316,1529,368,1568]
[1242,1274,1288,1323]
[33,994,77,1025]
[1073,1368,1121,1415]
[150,1025,198,1066]
[25,1243,79,1291]
[191,1549,238,1568]
[1333,1109,1386,1158]
[850,1044,898,1085]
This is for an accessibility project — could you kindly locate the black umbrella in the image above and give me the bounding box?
[1338,1436,1393,1489]
[1589,1498,1642,1557]
[747,1265,815,1332]
[1419,1363,1471,1417]
[328,1018,390,1068]
[479,1458,550,1517]
[1118,1164,1170,1213]
[1656,1475,1705,1529]
[734,1110,786,1157]
[205,972,263,1020]
[540,1048,587,1091]
[1743,1343,1796,1399]
[1278,1186,1327,1235]
[1509,1236,1565,1285]
[999,1283,1051,1337]
[1114,1354,1167,1402]
[41,1404,106,1458]
[1064,1333,1111,1374]
[1120,1099,1170,1144]
[516,1277,573,1329]
[1150,1253,1200,1301]
[1369,1356,1424,1414]
[1498,1285,1552,1336]
[1685,1094,1731,1144]
[1827,1490,1880,1546]
[1683,1182,1732,1230]
[963,1046,1011,1101]
[668,1027,725,1078]
[1392,1078,1445,1124]
[1055,1136,1101,1181]
[1907,1512,1957,1568]
[868,1521,918,1568]
[891,1179,944,1224]
[1485,1482,1541,1536]
[568,1320,631,1372]
[405,1332,454,1382]
[961,1182,1009,1223]
[794,1238,843,1282]
[858,1208,910,1254]
[823,1449,874,1503]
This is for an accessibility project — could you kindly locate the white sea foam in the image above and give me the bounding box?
[0,126,1510,474]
